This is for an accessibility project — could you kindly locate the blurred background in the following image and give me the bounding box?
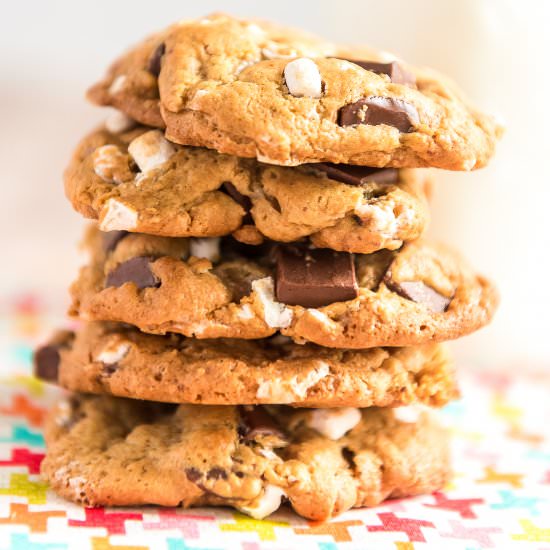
[1,0,548,370]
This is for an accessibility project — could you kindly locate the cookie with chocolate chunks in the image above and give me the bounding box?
[65,125,430,254]
[88,13,502,169]
[37,321,458,408]
[69,225,498,348]
[41,393,450,520]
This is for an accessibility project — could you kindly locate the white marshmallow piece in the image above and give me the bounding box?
[307,407,362,440]
[393,405,425,424]
[105,110,135,134]
[99,199,138,231]
[93,145,126,183]
[284,58,322,98]
[189,238,221,262]
[109,75,127,95]
[238,484,286,519]
[96,341,130,365]
[256,361,330,403]
[252,277,293,328]
[128,130,176,173]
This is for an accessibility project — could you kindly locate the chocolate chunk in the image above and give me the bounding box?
[105,256,160,289]
[338,97,419,132]
[147,42,165,76]
[310,163,399,185]
[185,467,202,482]
[238,406,286,441]
[207,467,228,480]
[276,247,358,308]
[102,230,129,253]
[33,330,74,382]
[384,276,452,313]
[101,364,118,377]
[222,182,252,212]
[33,346,61,382]
[341,59,416,86]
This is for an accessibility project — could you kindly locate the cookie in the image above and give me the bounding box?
[65,124,430,253]
[69,226,498,348]
[41,394,450,520]
[34,322,457,408]
[88,13,502,169]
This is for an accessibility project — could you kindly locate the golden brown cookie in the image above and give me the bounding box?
[69,226,498,348]
[34,322,457,408]
[88,13,502,169]
[65,125,430,252]
[41,394,450,520]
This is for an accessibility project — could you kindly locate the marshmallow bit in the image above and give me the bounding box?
[307,407,362,440]
[252,277,293,328]
[99,199,138,231]
[256,361,330,403]
[393,405,425,424]
[55,399,74,427]
[109,75,127,95]
[105,110,135,134]
[284,58,322,98]
[93,145,129,184]
[354,203,398,235]
[96,341,130,365]
[189,238,220,262]
[128,130,176,173]
[238,484,286,519]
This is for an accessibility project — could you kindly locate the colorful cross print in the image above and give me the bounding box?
[423,491,484,519]
[477,466,524,488]
[68,508,144,534]
[511,519,550,542]
[0,393,47,427]
[142,509,215,538]
[490,490,543,515]
[0,448,45,474]
[440,520,502,548]
[219,512,289,541]
[366,513,435,542]
[294,520,363,542]
[0,473,48,504]
[0,503,66,533]
[0,424,44,447]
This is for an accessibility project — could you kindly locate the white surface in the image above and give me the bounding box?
[0,0,548,368]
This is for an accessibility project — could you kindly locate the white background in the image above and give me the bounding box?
[1,0,549,369]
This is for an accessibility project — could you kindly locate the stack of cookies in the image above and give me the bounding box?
[34,14,501,521]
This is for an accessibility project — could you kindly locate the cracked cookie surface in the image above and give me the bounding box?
[88,13,502,169]
[69,226,498,348]
[65,125,430,253]
[41,394,450,520]
[35,322,457,408]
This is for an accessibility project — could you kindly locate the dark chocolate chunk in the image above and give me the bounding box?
[309,163,399,185]
[207,467,228,480]
[185,467,202,482]
[102,230,129,253]
[222,182,252,212]
[33,346,61,382]
[147,42,165,77]
[101,364,118,377]
[338,97,419,132]
[238,406,286,441]
[275,247,358,308]
[33,330,74,382]
[340,59,416,86]
[105,256,160,289]
[384,276,452,313]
